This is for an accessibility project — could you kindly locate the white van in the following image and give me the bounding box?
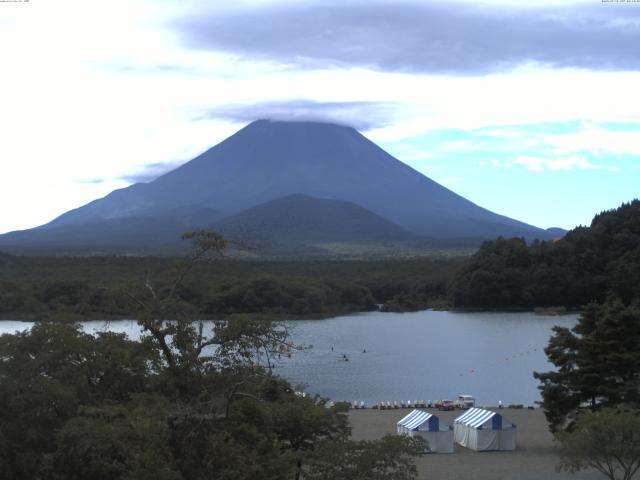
[455,395,475,409]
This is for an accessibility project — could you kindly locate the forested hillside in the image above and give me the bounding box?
[450,200,640,309]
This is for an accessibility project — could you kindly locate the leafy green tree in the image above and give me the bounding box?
[535,300,640,432]
[42,398,181,480]
[270,395,350,480]
[0,323,156,479]
[557,407,640,480]
[304,435,426,480]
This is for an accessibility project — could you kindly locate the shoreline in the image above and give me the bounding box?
[0,306,581,323]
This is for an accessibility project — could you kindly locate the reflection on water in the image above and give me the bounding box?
[0,310,577,406]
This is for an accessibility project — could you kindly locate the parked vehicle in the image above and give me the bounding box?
[455,395,476,409]
[435,399,455,411]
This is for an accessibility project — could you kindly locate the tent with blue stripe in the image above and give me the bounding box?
[453,408,516,451]
[397,409,453,453]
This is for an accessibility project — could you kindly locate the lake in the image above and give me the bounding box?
[0,310,577,406]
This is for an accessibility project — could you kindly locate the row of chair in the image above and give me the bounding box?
[372,400,428,410]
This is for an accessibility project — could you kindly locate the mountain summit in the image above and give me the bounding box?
[0,120,558,253]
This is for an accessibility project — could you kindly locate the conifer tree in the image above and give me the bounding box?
[535,299,640,432]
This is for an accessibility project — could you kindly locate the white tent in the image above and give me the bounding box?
[397,409,454,453]
[453,408,516,451]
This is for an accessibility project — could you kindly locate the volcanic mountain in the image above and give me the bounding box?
[0,119,560,254]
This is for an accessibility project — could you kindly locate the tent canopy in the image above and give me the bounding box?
[454,408,513,430]
[397,409,446,432]
[454,408,516,451]
[397,409,454,453]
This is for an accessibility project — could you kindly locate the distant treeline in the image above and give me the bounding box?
[450,200,640,309]
[0,255,461,320]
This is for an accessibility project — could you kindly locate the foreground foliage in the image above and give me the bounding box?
[557,407,640,480]
[305,435,425,480]
[0,321,424,480]
[0,231,423,480]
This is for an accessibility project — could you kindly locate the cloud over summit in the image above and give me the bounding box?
[200,100,399,131]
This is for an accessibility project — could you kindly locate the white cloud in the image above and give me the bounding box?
[542,126,640,157]
[365,68,640,142]
[513,155,614,172]
[472,123,640,170]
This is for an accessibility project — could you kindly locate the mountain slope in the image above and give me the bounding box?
[0,207,224,254]
[215,194,418,247]
[40,120,555,240]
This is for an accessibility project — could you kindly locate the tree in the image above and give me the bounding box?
[41,398,181,480]
[557,407,640,480]
[534,300,640,432]
[211,314,293,374]
[270,395,350,480]
[122,229,228,372]
[450,200,640,310]
[0,323,157,479]
[0,230,424,480]
[303,435,426,480]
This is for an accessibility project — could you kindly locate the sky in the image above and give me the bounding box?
[1,0,639,234]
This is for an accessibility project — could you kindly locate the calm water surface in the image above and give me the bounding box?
[0,310,577,406]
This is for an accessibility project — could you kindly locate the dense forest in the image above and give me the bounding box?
[0,254,461,321]
[450,200,640,309]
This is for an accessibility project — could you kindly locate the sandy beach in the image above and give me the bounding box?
[349,408,601,480]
